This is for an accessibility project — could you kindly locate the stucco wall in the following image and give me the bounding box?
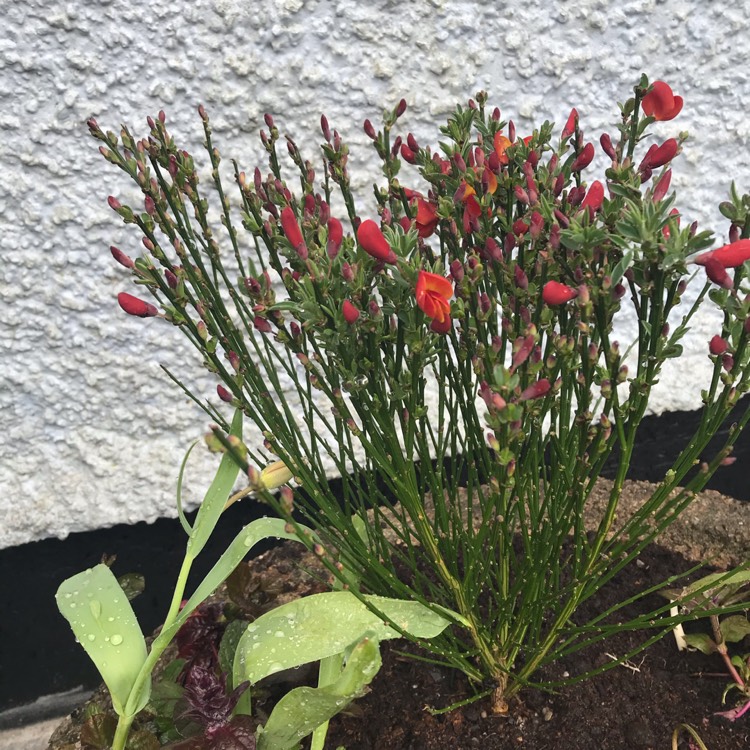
[2,0,749,548]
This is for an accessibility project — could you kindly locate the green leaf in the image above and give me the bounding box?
[256,635,382,750]
[683,633,717,654]
[219,619,249,676]
[189,409,243,557]
[56,564,150,716]
[175,440,199,536]
[155,518,310,649]
[610,249,633,287]
[234,591,453,686]
[720,615,750,643]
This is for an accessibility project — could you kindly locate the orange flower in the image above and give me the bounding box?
[416,270,453,332]
[642,81,683,121]
[494,132,512,165]
[415,199,439,238]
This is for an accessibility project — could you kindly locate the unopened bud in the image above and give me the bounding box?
[110,246,134,269]
[117,292,158,318]
[258,460,293,490]
[217,384,233,402]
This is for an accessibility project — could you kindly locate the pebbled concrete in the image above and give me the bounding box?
[2,0,749,547]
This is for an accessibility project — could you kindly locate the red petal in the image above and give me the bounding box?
[357,220,397,263]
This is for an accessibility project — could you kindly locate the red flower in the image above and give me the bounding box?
[357,220,397,264]
[342,299,360,324]
[416,270,453,332]
[542,281,578,305]
[641,138,679,170]
[415,199,439,238]
[580,180,605,212]
[280,206,307,258]
[571,143,594,172]
[642,81,683,121]
[695,239,750,268]
[118,292,158,318]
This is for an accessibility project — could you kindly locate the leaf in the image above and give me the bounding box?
[190,409,244,557]
[683,632,717,654]
[56,565,150,716]
[610,249,633,287]
[234,591,453,686]
[154,518,310,650]
[80,712,117,749]
[219,619,249,676]
[720,615,750,643]
[663,568,750,610]
[257,636,382,750]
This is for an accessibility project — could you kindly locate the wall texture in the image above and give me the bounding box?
[2,0,749,547]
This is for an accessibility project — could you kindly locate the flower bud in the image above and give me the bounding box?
[342,299,360,324]
[561,108,578,140]
[117,292,158,318]
[327,217,343,258]
[450,259,465,282]
[571,143,594,171]
[228,350,240,372]
[519,378,551,401]
[709,335,728,356]
[110,246,135,269]
[704,258,733,289]
[652,169,672,203]
[514,264,528,290]
[320,114,331,142]
[258,460,293,491]
[400,143,417,163]
[162,271,178,291]
[363,119,377,140]
[600,133,616,160]
[217,385,233,402]
[280,206,308,259]
[357,219,397,264]
[542,281,578,305]
[254,316,272,333]
[580,180,605,213]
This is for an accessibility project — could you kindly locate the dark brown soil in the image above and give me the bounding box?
[48,480,750,749]
[325,541,749,750]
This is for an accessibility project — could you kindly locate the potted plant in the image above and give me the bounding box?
[54,75,750,748]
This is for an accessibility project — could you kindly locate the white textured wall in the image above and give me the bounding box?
[2,0,749,547]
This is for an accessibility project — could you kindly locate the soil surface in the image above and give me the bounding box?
[49,479,750,749]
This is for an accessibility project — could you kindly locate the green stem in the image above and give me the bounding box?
[111,713,135,750]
